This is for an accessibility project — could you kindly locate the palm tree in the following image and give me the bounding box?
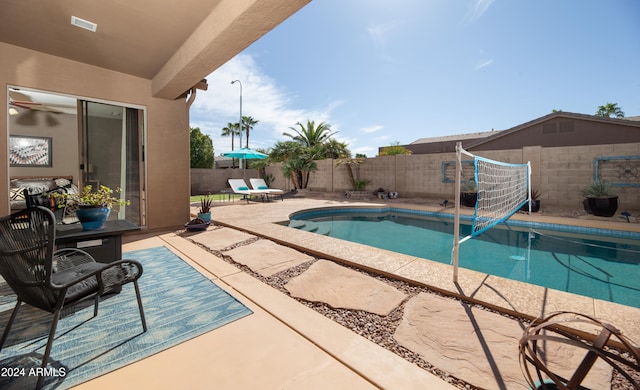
[221,122,240,150]
[335,155,364,191]
[241,116,259,148]
[247,147,270,178]
[277,120,342,189]
[221,122,240,167]
[270,141,319,189]
[320,139,350,159]
[596,103,625,118]
[283,120,337,148]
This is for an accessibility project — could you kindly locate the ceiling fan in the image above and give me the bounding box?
[9,89,68,114]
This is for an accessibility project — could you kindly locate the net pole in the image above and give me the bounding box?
[452,142,474,283]
[527,161,532,215]
[527,229,532,280]
[452,142,462,284]
[452,142,462,283]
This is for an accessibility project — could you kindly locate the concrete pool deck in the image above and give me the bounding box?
[202,196,640,343]
[77,231,456,389]
[72,196,638,389]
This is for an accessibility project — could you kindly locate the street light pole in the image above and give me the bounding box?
[231,80,243,169]
[231,80,242,149]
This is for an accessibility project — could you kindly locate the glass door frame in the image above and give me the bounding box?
[7,85,147,226]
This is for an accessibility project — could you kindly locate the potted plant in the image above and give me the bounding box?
[583,179,618,217]
[185,217,208,232]
[520,189,541,213]
[52,185,130,230]
[197,194,213,223]
[460,180,477,207]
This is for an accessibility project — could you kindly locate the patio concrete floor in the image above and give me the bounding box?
[75,196,639,389]
[75,232,455,390]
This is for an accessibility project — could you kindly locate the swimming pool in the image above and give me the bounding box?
[289,207,640,308]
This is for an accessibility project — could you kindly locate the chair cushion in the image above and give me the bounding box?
[238,186,249,190]
[257,185,268,190]
[51,262,104,303]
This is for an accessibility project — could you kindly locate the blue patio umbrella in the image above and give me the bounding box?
[222,147,267,179]
[222,147,268,160]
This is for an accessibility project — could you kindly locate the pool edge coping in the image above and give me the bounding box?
[212,199,640,346]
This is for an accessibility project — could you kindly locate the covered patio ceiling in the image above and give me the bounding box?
[0,0,310,99]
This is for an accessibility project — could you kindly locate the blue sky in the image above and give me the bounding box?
[190,0,640,157]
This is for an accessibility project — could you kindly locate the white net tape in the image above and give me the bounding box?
[472,156,529,236]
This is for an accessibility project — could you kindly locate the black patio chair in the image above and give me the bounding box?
[23,187,66,223]
[0,207,147,389]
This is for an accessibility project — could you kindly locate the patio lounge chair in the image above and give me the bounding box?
[0,207,147,389]
[249,178,284,201]
[228,179,269,203]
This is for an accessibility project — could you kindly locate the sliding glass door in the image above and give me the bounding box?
[81,101,145,225]
[7,87,145,225]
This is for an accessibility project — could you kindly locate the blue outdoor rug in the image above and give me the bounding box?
[0,246,253,389]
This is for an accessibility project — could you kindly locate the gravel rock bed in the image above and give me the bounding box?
[180,226,637,389]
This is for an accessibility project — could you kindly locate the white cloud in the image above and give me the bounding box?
[352,145,377,157]
[190,54,342,153]
[475,58,494,70]
[367,20,402,51]
[361,125,384,134]
[465,0,496,23]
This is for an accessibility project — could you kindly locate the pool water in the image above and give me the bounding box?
[289,209,640,308]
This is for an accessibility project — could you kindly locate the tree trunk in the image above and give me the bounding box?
[231,134,236,167]
[345,164,356,190]
[302,170,311,189]
[290,171,300,189]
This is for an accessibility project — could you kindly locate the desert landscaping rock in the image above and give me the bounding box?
[189,227,256,251]
[285,260,407,316]
[225,239,314,277]
[394,293,612,390]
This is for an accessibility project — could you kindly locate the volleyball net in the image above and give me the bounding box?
[472,155,530,236]
[452,143,531,282]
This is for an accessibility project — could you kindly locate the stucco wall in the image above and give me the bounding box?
[2,42,190,230]
[192,142,640,212]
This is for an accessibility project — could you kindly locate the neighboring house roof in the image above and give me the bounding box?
[0,1,310,100]
[398,130,502,155]
[400,111,640,155]
[466,111,640,150]
[214,157,235,168]
[411,130,500,145]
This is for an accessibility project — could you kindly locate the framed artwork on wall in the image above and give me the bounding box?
[9,135,53,167]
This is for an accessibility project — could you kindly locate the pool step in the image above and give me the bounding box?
[289,220,331,236]
[289,220,306,229]
[315,225,331,236]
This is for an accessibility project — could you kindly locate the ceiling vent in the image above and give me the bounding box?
[71,16,97,32]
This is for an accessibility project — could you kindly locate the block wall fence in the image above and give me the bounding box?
[191,142,640,211]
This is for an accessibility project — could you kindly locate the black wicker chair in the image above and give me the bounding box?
[23,187,66,223]
[0,207,146,389]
